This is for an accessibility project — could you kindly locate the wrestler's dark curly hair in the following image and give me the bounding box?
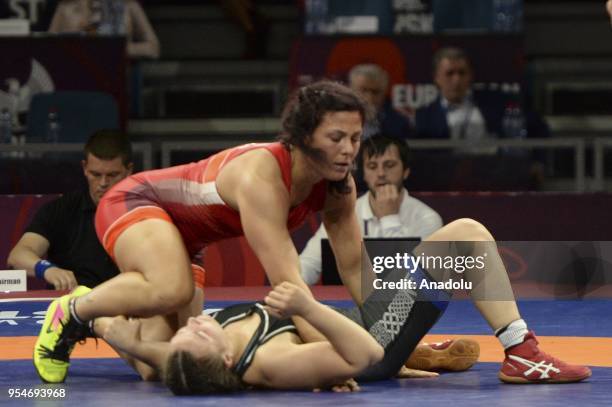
[279,80,372,194]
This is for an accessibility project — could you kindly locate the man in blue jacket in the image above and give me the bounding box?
[415,47,549,144]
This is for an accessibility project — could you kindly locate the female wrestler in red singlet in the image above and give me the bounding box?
[34,80,370,383]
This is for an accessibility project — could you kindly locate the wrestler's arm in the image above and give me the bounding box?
[251,283,383,389]
[235,174,329,342]
[123,340,170,370]
[102,317,171,371]
[254,341,372,390]
[323,176,368,305]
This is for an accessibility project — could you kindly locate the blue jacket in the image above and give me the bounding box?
[414,94,549,140]
[371,100,413,141]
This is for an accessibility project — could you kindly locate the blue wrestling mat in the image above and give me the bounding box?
[1,298,610,406]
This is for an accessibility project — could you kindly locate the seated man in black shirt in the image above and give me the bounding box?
[7,129,133,290]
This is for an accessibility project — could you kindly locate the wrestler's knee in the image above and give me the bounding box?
[447,218,494,241]
[150,276,194,313]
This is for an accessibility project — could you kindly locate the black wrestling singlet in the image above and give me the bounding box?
[211,302,298,377]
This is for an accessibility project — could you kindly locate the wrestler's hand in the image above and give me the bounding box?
[396,366,439,378]
[264,282,313,318]
[103,316,142,353]
[313,378,361,393]
[45,267,78,291]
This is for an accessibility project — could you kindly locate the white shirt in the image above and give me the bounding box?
[441,96,495,154]
[299,189,443,285]
[441,96,485,140]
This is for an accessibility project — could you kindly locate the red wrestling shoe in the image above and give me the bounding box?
[405,338,480,371]
[499,332,592,384]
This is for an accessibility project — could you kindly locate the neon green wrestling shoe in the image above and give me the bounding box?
[33,286,91,383]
